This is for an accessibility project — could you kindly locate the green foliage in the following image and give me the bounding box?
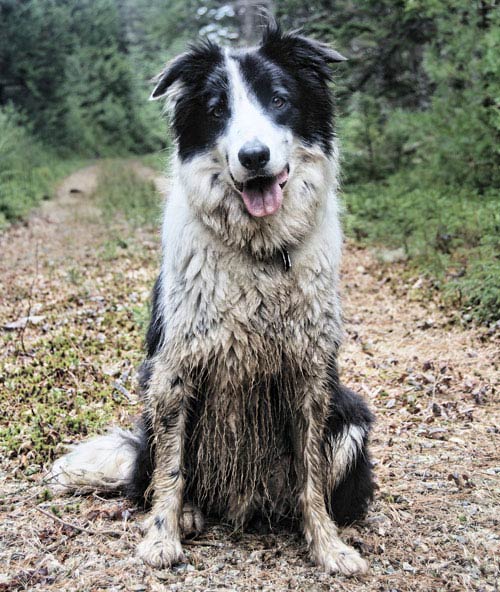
[0,0,165,155]
[419,0,500,189]
[0,336,116,464]
[0,106,85,226]
[344,174,500,322]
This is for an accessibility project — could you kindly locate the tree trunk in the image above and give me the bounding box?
[235,0,275,45]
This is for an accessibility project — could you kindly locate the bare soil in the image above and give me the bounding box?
[1,164,498,592]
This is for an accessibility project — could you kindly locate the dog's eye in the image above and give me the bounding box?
[211,105,225,119]
[272,95,286,109]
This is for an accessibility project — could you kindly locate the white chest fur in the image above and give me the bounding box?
[158,168,343,378]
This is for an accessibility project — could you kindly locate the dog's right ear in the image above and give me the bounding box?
[150,40,223,102]
[150,54,187,101]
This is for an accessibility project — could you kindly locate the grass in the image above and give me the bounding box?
[0,153,89,230]
[343,170,500,324]
[0,305,144,468]
[0,160,162,469]
[97,160,163,228]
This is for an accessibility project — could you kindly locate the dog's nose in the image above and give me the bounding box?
[238,141,270,171]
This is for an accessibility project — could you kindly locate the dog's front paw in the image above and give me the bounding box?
[313,541,368,576]
[137,532,185,568]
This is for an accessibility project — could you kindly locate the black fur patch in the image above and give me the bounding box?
[328,435,374,526]
[152,41,230,160]
[324,364,375,525]
[145,274,164,358]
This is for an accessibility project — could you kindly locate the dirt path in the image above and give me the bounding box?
[0,163,498,591]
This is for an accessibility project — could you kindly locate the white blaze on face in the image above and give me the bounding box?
[222,52,291,184]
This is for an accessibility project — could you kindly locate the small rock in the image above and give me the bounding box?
[402,562,416,573]
[426,427,447,440]
[414,541,429,553]
[172,563,195,574]
[103,364,121,377]
[3,315,46,330]
[247,550,263,562]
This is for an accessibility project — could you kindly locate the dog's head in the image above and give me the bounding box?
[152,24,345,256]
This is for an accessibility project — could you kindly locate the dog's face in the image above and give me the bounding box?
[152,25,345,255]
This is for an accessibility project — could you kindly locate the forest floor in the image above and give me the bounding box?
[0,162,498,592]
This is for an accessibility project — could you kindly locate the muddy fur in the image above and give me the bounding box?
[132,355,373,528]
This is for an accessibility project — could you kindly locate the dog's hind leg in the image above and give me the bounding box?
[296,377,369,576]
[136,359,193,568]
[324,384,375,526]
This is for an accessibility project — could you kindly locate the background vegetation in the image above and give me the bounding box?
[0,0,498,322]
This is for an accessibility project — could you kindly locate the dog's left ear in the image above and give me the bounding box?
[260,23,346,80]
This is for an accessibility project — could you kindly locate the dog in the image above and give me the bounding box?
[49,23,374,576]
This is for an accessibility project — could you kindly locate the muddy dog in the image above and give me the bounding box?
[50,24,374,576]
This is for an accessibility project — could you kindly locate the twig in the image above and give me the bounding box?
[33,505,122,538]
[113,380,137,403]
[183,539,224,548]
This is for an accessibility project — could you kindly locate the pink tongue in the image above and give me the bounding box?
[241,169,288,218]
[242,180,282,217]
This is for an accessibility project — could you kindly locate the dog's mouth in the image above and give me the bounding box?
[231,165,289,218]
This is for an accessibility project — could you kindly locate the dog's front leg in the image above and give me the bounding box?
[298,382,368,576]
[137,371,189,568]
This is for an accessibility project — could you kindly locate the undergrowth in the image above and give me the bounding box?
[343,170,500,323]
[96,160,163,228]
[0,302,144,468]
[0,106,87,229]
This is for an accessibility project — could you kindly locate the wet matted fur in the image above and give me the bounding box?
[49,24,375,576]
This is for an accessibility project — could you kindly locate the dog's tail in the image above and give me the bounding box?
[47,419,153,502]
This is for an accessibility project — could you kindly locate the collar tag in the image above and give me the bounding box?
[281,248,291,272]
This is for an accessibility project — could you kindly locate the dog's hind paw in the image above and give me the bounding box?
[313,542,368,576]
[137,533,185,568]
[181,503,204,538]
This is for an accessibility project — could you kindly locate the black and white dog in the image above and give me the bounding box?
[50,24,374,576]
